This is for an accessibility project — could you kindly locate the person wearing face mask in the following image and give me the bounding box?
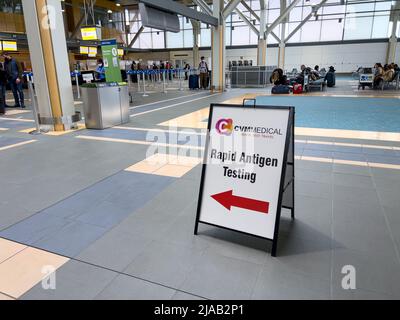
[95,58,106,82]
[2,53,24,108]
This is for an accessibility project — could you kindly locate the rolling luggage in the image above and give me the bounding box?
[189,74,199,90]
[271,84,290,94]
[293,83,303,94]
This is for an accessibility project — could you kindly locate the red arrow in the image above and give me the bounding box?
[211,190,269,214]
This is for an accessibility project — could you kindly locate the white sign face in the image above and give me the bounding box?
[198,106,290,239]
[82,73,94,83]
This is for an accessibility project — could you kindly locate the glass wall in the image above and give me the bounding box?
[125,0,395,49]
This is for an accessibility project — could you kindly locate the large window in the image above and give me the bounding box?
[124,1,394,49]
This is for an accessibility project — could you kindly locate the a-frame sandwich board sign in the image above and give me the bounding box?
[194,103,295,257]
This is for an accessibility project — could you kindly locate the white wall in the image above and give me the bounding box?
[131,41,394,72]
[285,42,389,73]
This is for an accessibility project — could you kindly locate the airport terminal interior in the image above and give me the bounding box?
[0,0,400,301]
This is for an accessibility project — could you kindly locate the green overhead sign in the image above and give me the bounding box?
[101,39,122,83]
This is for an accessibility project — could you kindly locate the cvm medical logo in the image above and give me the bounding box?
[216,118,233,136]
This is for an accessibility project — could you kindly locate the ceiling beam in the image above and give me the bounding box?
[222,0,242,18]
[129,25,144,47]
[265,0,302,37]
[284,0,328,42]
[192,0,212,16]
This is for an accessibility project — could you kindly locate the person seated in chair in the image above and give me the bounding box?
[270,68,287,85]
[373,63,384,89]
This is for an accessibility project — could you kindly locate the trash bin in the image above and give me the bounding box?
[81,82,129,129]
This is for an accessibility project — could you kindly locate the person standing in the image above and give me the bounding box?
[0,62,7,115]
[3,53,24,108]
[95,58,106,82]
[184,63,190,80]
[198,56,209,89]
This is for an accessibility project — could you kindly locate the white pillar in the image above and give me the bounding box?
[278,0,286,69]
[211,0,225,92]
[257,0,267,66]
[22,0,75,131]
[192,21,200,68]
[387,14,399,64]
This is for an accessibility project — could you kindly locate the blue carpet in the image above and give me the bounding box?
[254,96,400,133]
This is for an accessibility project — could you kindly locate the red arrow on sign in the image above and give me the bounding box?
[211,190,269,214]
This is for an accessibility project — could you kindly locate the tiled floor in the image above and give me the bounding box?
[0,84,400,300]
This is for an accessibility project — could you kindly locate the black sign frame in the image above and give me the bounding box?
[194,103,295,257]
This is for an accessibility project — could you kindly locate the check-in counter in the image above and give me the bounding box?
[81,82,129,129]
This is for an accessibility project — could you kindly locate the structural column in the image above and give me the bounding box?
[278,0,286,69]
[257,0,267,66]
[192,20,201,68]
[211,0,225,92]
[22,0,75,131]
[387,4,400,64]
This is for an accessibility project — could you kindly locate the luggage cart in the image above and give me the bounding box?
[358,74,374,90]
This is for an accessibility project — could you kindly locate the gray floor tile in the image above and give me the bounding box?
[95,274,176,300]
[180,250,262,300]
[333,163,371,177]
[272,235,332,281]
[76,200,133,229]
[296,180,332,199]
[333,185,380,206]
[332,248,400,298]
[77,227,152,272]
[376,188,400,210]
[333,173,375,189]
[124,241,205,289]
[331,285,397,300]
[373,176,400,191]
[171,291,205,300]
[251,262,331,300]
[33,220,107,257]
[0,212,70,245]
[279,217,333,247]
[332,213,396,257]
[21,260,117,300]
[333,201,386,224]
[295,159,333,172]
[296,169,332,184]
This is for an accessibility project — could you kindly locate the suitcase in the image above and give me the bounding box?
[293,83,303,94]
[271,85,290,94]
[189,75,199,90]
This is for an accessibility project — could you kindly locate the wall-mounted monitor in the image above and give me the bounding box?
[81,26,102,40]
[2,40,17,51]
[88,47,98,57]
[80,46,89,54]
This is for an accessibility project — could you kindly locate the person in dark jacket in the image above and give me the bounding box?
[325,66,336,87]
[3,53,24,108]
[0,62,7,114]
[270,68,287,85]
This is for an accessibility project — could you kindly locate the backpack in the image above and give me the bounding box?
[199,61,208,73]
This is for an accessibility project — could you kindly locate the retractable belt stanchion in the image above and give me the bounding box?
[137,71,141,92]
[25,73,45,135]
[142,70,149,97]
[127,71,133,104]
[71,71,81,99]
[162,70,167,93]
[179,69,184,91]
